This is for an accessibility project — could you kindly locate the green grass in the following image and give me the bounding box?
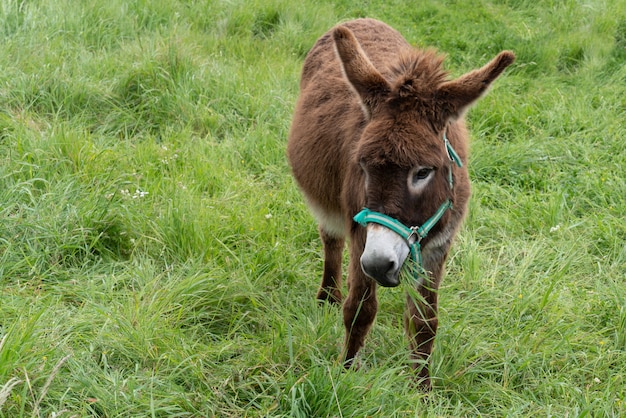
[0,0,625,416]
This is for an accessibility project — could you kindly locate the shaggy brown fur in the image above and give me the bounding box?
[287,18,514,389]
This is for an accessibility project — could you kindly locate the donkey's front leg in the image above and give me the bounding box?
[404,251,449,390]
[405,284,438,390]
[404,242,450,390]
[342,247,378,367]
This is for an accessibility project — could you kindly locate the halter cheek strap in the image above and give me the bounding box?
[444,132,462,168]
[353,129,463,281]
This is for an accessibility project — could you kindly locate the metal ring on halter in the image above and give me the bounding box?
[408,226,424,243]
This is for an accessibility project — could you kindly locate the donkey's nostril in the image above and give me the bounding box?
[385,259,398,275]
[360,255,401,287]
[360,224,409,288]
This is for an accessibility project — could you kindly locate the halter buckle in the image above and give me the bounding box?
[407,226,424,244]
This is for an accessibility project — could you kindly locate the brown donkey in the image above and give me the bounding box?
[287,18,514,389]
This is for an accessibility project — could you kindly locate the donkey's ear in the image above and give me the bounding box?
[333,26,391,118]
[436,51,515,121]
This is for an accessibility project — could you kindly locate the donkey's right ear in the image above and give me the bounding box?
[435,51,515,123]
[333,26,391,118]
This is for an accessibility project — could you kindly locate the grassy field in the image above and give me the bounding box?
[0,0,625,416]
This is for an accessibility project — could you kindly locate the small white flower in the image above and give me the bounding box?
[265,213,272,219]
[550,224,561,233]
[594,377,601,384]
[132,189,149,199]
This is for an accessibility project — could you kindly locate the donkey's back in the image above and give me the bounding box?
[288,19,410,233]
[300,19,408,90]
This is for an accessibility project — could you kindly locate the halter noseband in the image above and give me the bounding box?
[353,131,463,281]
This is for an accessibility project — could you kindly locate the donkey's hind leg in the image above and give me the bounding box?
[316,227,344,304]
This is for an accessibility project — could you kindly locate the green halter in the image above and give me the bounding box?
[353,130,463,281]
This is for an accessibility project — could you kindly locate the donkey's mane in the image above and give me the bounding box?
[389,49,448,98]
[376,49,451,125]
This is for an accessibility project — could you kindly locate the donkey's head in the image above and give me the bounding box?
[333,26,514,287]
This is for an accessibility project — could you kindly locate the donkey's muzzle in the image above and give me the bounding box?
[360,224,410,287]
[360,254,401,287]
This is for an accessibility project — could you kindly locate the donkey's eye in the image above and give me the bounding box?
[408,166,435,193]
[412,167,434,183]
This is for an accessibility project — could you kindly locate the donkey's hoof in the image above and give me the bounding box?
[414,375,432,392]
[342,356,361,370]
[316,288,342,305]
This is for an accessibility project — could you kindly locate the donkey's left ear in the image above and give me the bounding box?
[333,25,391,118]
[436,51,515,121]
